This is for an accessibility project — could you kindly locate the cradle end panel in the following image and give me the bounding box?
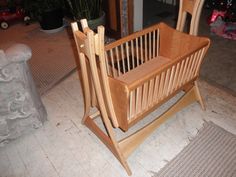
[108,77,130,131]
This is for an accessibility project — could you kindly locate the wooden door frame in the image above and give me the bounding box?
[103,0,134,38]
[127,0,134,34]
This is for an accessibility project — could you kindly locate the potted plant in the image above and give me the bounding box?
[65,0,105,30]
[23,0,65,31]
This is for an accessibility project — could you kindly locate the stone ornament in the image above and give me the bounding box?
[0,44,47,146]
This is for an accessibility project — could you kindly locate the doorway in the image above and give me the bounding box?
[143,0,177,28]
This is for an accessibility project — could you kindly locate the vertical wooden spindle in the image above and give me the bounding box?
[153,75,160,103]
[140,36,144,64]
[121,44,126,73]
[131,40,135,69]
[126,42,131,71]
[105,52,111,76]
[144,34,148,62]
[149,32,151,60]
[109,49,117,77]
[115,47,121,76]
[167,65,176,95]
[135,38,139,66]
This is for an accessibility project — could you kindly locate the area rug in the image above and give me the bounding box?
[154,122,236,177]
[0,23,77,95]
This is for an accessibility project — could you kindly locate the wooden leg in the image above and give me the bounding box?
[91,82,97,107]
[84,116,132,176]
[78,55,93,124]
[193,81,205,110]
[82,105,90,124]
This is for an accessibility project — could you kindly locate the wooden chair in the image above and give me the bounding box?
[71,20,210,175]
[176,0,205,35]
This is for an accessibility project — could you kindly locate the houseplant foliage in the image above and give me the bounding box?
[66,0,102,20]
[66,0,105,29]
[23,0,65,30]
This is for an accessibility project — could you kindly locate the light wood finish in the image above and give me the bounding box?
[176,0,205,35]
[72,20,210,175]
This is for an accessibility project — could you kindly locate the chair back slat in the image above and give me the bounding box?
[176,0,205,35]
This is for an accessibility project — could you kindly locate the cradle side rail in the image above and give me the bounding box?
[105,23,210,131]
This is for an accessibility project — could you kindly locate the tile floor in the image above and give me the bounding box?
[0,72,236,177]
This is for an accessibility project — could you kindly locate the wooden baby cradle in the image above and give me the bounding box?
[71,20,210,175]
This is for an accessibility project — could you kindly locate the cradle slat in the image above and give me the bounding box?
[153,75,160,103]
[140,36,144,64]
[115,47,121,76]
[167,65,176,95]
[135,38,140,66]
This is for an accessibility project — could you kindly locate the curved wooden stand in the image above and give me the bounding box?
[71,19,210,175]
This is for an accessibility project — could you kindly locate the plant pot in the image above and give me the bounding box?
[39,8,64,30]
[87,11,105,30]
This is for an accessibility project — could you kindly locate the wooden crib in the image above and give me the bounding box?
[71,20,210,175]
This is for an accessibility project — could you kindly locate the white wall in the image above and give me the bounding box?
[133,0,143,32]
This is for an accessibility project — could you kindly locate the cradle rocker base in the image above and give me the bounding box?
[84,82,203,176]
